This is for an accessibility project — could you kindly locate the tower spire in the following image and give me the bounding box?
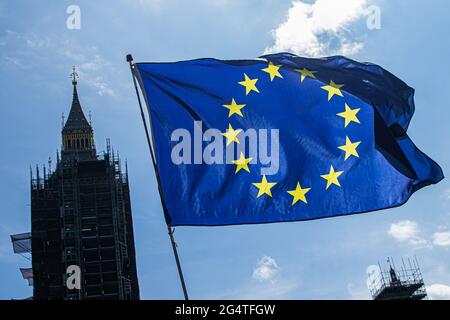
[61,66,96,160]
[63,66,91,131]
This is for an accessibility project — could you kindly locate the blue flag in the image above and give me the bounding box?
[134,52,443,226]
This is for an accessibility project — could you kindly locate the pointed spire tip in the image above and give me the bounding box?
[71,65,78,86]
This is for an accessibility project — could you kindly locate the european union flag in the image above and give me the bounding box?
[134,52,443,226]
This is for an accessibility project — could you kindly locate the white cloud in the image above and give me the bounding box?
[388,220,429,248]
[388,220,419,241]
[1,32,47,69]
[433,232,450,247]
[213,256,297,299]
[427,284,450,300]
[61,45,114,96]
[252,256,280,282]
[87,76,115,97]
[0,31,114,97]
[1,30,51,51]
[265,0,370,57]
[388,221,450,249]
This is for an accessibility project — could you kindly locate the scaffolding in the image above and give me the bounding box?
[26,70,139,300]
[30,142,139,300]
[31,161,65,299]
[368,256,427,300]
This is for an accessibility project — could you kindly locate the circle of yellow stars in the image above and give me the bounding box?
[220,61,362,207]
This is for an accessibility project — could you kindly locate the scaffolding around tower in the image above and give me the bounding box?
[368,256,427,300]
[24,67,139,300]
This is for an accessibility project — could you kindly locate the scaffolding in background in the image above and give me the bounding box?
[29,141,139,300]
[368,256,427,300]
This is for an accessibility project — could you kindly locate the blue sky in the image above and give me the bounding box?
[0,0,449,300]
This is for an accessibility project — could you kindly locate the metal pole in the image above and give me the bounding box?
[167,226,189,300]
[126,54,189,300]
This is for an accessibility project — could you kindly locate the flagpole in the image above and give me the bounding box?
[126,54,189,301]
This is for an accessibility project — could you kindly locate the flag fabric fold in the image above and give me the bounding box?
[134,53,443,226]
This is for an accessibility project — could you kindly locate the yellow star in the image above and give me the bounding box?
[338,136,361,160]
[321,80,344,101]
[223,99,246,118]
[238,73,259,95]
[287,182,311,205]
[294,68,317,82]
[253,175,277,198]
[262,62,283,81]
[232,152,253,173]
[337,103,361,127]
[320,166,344,190]
[221,124,241,146]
